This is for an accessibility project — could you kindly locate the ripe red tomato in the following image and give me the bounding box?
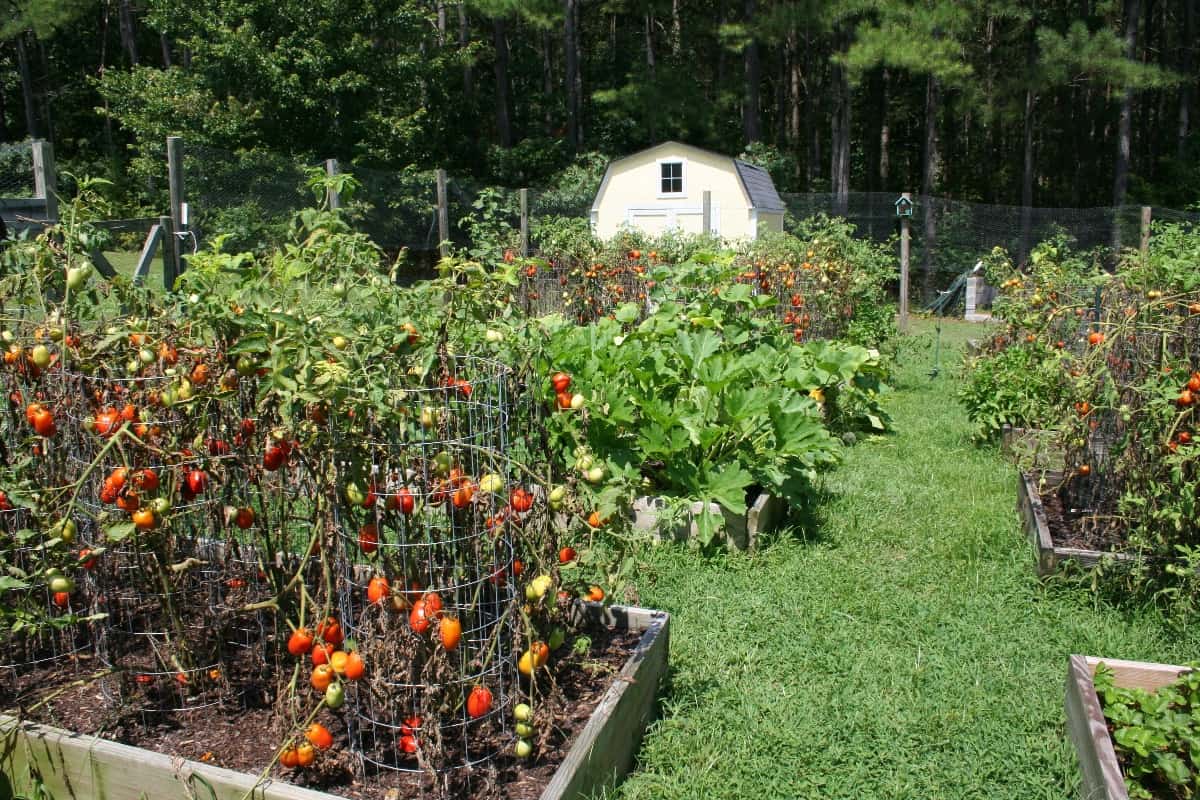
[358,523,379,553]
[510,487,533,513]
[317,616,343,645]
[401,715,422,736]
[31,406,56,437]
[305,723,333,751]
[133,468,159,491]
[186,469,209,495]
[587,585,606,602]
[559,546,577,564]
[452,482,475,509]
[296,742,316,767]
[342,651,365,681]
[409,600,432,634]
[280,746,300,768]
[422,592,443,616]
[310,664,335,692]
[466,685,493,718]
[52,591,70,608]
[234,506,255,529]
[93,407,121,437]
[263,446,285,471]
[398,734,418,754]
[78,548,97,570]
[551,372,571,393]
[555,391,572,410]
[1189,374,1200,393]
[1087,331,1105,346]
[311,642,334,666]
[1180,390,1195,408]
[388,486,416,515]
[367,576,390,605]
[287,627,315,656]
[440,616,462,650]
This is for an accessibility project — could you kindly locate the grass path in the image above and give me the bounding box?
[614,319,1199,800]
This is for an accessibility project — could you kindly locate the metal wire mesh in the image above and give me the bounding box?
[331,355,517,780]
[0,142,34,198]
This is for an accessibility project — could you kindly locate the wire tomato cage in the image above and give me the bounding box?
[329,355,518,782]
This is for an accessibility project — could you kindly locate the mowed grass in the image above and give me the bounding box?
[613,317,1199,800]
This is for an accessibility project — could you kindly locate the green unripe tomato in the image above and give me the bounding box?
[513,703,533,722]
[236,356,258,377]
[66,263,92,291]
[31,345,52,369]
[515,722,534,738]
[324,682,345,709]
[53,518,77,544]
[548,486,567,511]
[344,481,367,506]
[514,739,533,759]
[48,575,74,594]
[139,348,156,365]
[585,466,605,484]
[569,393,585,410]
[332,335,349,350]
[151,497,171,515]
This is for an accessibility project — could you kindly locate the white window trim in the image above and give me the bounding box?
[655,157,687,199]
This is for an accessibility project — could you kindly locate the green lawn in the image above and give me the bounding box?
[614,317,1198,800]
[101,249,165,289]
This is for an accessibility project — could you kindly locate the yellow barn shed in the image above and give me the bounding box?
[590,142,785,240]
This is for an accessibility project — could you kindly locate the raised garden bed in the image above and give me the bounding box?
[631,492,784,550]
[1063,654,1193,800]
[0,604,670,800]
[1017,471,1135,576]
[1000,425,1063,469]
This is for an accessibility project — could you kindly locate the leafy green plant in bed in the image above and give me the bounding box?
[535,253,889,545]
[957,339,1072,441]
[1094,662,1200,799]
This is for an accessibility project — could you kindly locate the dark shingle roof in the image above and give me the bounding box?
[733,160,785,212]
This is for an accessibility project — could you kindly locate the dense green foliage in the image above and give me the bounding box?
[1094,662,1200,799]
[1,0,1198,211]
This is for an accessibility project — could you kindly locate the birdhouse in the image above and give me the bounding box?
[894,195,914,218]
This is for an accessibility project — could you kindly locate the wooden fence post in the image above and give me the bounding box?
[519,188,529,257]
[325,159,340,210]
[167,136,185,279]
[31,140,57,223]
[899,192,911,333]
[1139,206,1152,262]
[436,169,450,258]
[702,190,712,235]
[160,214,177,291]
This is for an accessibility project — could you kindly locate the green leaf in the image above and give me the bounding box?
[104,522,136,543]
[0,576,30,591]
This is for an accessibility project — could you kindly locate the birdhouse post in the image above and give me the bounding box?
[896,193,913,332]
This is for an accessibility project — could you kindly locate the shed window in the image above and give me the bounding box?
[660,161,683,194]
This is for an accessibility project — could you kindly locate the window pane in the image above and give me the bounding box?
[660,162,682,193]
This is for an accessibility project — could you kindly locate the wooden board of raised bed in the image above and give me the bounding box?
[1064,654,1192,800]
[632,492,783,550]
[1000,425,1063,470]
[0,604,670,800]
[1017,471,1135,576]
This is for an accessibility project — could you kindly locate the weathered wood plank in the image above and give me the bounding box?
[0,714,349,800]
[631,493,782,550]
[544,604,669,800]
[88,249,118,279]
[134,223,163,284]
[1065,655,1193,800]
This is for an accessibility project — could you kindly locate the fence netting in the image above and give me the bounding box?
[11,137,1198,305]
[0,142,34,198]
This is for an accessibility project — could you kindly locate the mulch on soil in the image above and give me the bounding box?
[1040,486,1128,553]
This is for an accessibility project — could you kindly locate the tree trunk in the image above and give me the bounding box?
[0,76,8,141]
[645,13,656,74]
[460,3,472,99]
[493,17,512,148]
[921,75,941,300]
[119,0,139,66]
[879,68,890,188]
[16,33,39,139]
[1112,0,1141,209]
[1179,0,1196,160]
[161,33,173,67]
[830,54,850,215]
[436,2,447,46]
[742,0,761,143]
[788,30,801,147]
[1020,87,1036,266]
[671,0,682,56]
[542,28,554,135]
[564,0,581,150]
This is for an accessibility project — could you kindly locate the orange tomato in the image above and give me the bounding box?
[305,723,333,751]
[311,664,335,692]
[440,616,462,651]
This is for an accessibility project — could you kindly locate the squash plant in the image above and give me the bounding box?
[533,255,888,545]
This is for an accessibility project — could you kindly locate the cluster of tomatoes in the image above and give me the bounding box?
[551,371,585,411]
[281,619,366,766]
